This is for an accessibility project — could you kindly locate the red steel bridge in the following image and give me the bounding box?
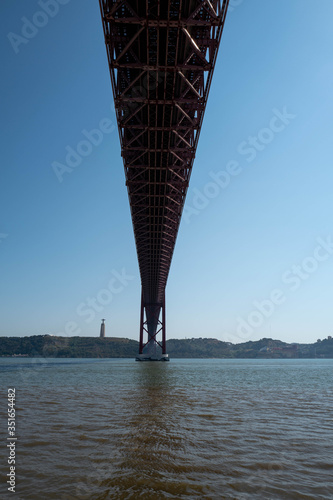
[99,0,229,359]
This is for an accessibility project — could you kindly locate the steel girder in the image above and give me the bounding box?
[99,0,229,350]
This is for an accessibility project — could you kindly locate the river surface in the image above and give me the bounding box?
[1,358,332,499]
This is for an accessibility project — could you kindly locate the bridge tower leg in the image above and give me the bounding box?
[137,289,169,361]
[139,289,145,355]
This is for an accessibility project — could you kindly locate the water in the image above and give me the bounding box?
[1,358,332,499]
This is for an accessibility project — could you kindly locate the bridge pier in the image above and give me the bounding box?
[137,289,169,361]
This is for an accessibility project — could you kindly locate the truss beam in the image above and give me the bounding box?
[99,0,229,354]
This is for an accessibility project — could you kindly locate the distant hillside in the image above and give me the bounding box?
[0,335,138,358]
[167,337,333,358]
[0,335,332,358]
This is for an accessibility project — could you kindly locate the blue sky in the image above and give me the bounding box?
[1,0,333,344]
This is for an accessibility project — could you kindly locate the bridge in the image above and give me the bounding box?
[99,0,229,359]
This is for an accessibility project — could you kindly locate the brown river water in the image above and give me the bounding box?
[1,358,332,499]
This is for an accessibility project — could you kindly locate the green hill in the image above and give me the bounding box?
[0,335,332,358]
[0,335,138,358]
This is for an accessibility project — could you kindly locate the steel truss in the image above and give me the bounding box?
[99,0,229,356]
[139,289,166,355]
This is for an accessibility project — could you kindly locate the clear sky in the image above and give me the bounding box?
[1,0,333,344]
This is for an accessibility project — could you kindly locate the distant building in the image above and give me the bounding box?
[100,319,105,338]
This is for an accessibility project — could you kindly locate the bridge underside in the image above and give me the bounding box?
[99,0,229,357]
